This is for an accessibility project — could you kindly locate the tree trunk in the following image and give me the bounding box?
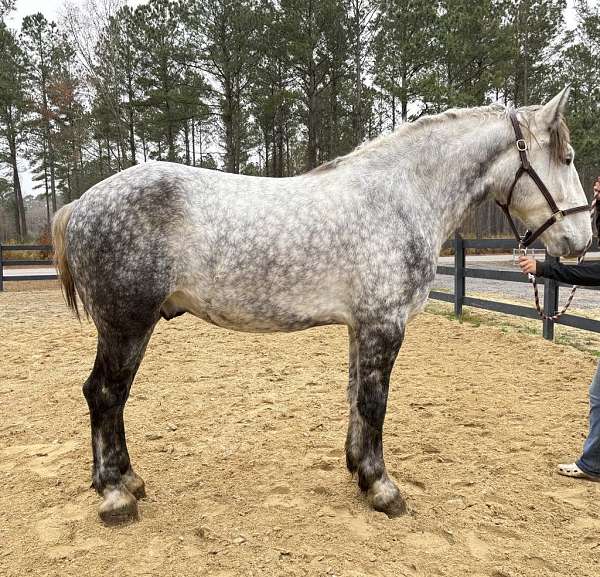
[140,129,147,163]
[127,69,137,165]
[401,69,408,122]
[37,32,57,213]
[264,129,271,176]
[351,0,363,147]
[191,118,196,166]
[66,165,72,203]
[184,120,190,165]
[6,113,26,238]
[285,120,291,176]
[223,80,236,173]
[198,121,203,166]
[47,133,57,212]
[306,89,318,171]
[43,150,50,229]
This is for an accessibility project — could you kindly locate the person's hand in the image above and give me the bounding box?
[518,255,537,275]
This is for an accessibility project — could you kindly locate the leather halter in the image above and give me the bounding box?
[496,108,590,248]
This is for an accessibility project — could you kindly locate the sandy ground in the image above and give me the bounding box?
[2,288,600,577]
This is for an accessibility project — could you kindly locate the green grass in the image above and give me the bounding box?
[425,300,600,357]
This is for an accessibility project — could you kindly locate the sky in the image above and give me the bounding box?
[3,0,584,197]
[6,0,582,29]
[7,0,147,29]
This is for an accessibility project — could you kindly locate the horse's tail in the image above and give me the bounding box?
[52,202,81,320]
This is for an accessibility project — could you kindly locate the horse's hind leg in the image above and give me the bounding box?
[345,327,360,472]
[345,321,407,516]
[83,322,155,524]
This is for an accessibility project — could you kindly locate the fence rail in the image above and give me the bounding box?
[3,239,600,341]
[430,233,600,340]
[0,244,57,291]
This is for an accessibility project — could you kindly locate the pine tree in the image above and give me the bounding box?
[133,0,192,163]
[0,22,27,238]
[180,0,259,173]
[439,0,511,107]
[345,0,376,146]
[506,0,567,106]
[373,0,441,126]
[21,13,65,213]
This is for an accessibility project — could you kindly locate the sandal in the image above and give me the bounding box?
[557,462,600,480]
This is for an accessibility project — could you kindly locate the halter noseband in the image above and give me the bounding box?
[496,108,590,248]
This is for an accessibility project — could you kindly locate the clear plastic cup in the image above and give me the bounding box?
[513,248,543,265]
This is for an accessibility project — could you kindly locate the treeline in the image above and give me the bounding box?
[0,0,599,240]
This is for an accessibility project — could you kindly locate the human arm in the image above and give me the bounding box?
[519,256,600,286]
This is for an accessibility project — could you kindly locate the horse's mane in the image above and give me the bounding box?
[309,105,506,174]
[310,103,570,174]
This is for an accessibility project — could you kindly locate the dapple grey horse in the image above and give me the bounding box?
[53,88,591,524]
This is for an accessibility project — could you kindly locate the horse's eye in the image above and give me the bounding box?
[565,157,573,166]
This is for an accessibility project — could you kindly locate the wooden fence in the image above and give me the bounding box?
[431,234,600,341]
[0,244,56,291]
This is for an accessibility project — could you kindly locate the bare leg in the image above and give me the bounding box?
[83,324,154,524]
[346,322,406,516]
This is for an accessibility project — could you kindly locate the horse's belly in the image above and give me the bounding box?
[161,288,349,333]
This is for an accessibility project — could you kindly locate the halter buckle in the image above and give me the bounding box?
[554,210,565,222]
[516,139,528,151]
[520,230,533,247]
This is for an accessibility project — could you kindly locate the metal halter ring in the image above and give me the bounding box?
[553,211,565,222]
[516,139,528,151]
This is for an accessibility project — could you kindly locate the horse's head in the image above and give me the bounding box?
[492,88,592,257]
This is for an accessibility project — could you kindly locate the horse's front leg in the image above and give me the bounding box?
[346,321,406,516]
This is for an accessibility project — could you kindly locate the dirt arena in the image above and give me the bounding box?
[2,287,600,577]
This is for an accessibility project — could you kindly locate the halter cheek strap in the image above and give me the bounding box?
[496,108,590,248]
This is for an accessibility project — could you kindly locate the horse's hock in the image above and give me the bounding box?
[2,288,600,577]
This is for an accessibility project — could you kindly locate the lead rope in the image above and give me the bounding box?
[528,186,600,321]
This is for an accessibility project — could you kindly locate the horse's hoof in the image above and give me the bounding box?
[122,470,146,499]
[98,486,138,525]
[368,478,408,517]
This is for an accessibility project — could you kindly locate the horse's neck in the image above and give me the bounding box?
[387,113,511,249]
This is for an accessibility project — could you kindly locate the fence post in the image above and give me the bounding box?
[543,254,559,341]
[454,232,465,319]
[0,244,3,292]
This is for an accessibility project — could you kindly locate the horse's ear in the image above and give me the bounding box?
[538,86,571,129]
